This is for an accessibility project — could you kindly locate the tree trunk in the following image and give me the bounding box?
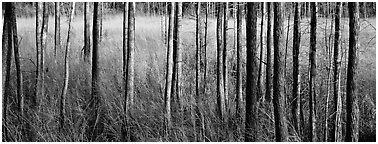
[164,2,175,135]
[245,2,258,142]
[265,2,273,102]
[60,2,75,131]
[175,1,183,122]
[121,2,129,141]
[257,2,264,100]
[216,2,226,121]
[55,2,60,58]
[88,2,103,141]
[35,2,43,109]
[84,2,91,63]
[292,2,301,137]
[345,2,359,142]
[2,3,13,141]
[308,2,317,142]
[194,2,201,141]
[331,2,342,142]
[236,2,243,120]
[273,2,289,142]
[127,2,135,108]
[99,2,103,42]
[223,2,229,119]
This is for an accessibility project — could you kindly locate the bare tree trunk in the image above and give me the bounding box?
[60,2,75,131]
[257,2,264,100]
[35,2,43,109]
[292,2,301,137]
[84,2,91,63]
[245,2,258,142]
[235,2,243,119]
[164,2,175,136]
[127,2,135,108]
[2,3,13,140]
[55,2,60,58]
[265,2,273,102]
[194,2,201,141]
[345,2,359,142]
[273,2,289,142]
[121,2,129,141]
[308,2,317,142]
[175,1,183,122]
[88,2,103,141]
[223,2,229,119]
[331,2,342,142]
[216,2,226,121]
[204,2,208,99]
[99,2,103,42]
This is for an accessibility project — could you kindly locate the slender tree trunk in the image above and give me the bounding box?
[265,2,273,102]
[127,2,135,108]
[2,3,13,140]
[216,2,226,121]
[194,2,201,141]
[236,2,243,120]
[121,2,129,141]
[35,2,43,109]
[308,2,318,142]
[345,2,359,142]
[257,2,264,100]
[292,2,301,137]
[55,2,60,58]
[99,2,103,42]
[223,2,229,119]
[88,2,103,141]
[245,2,258,142]
[204,2,208,98]
[164,2,175,135]
[331,2,342,142]
[176,2,183,111]
[60,2,75,131]
[273,2,289,142]
[84,2,91,62]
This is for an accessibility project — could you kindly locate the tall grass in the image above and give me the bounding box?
[3,14,376,141]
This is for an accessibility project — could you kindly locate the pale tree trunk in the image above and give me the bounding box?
[331,2,342,142]
[127,2,135,108]
[245,2,258,142]
[235,2,244,141]
[292,2,301,137]
[345,2,359,142]
[273,2,289,142]
[216,2,226,121]
[60,2,75,131]
[265,2,273,102]
[55,2,60,58]
[223,2,229,119]
[164,2,175,136]
[84,2,91,63]
[308,2,317,142]
[175,1,183,122]
[257,2,264,100]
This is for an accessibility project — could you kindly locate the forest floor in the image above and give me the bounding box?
[4,15,376,141]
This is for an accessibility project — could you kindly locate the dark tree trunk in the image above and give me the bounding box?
[55,2,60,58]
[88,2,104,141]
[236,1,243,121]
[245,2,258,142]
[273,2,289,142]
[292,2,301,136]
[194,2,201,141]
[121,2,129,141]
[345,2,359,142]
[216,2,226,121]
[257,2,264,100]
[265,2,273,102]
[84,2,91,63]
[308,2,318,142]
[331,2,342,142]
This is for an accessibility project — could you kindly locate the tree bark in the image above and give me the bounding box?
[236,2,243,121]
[60,2,75,131]
[292,2,301,136]
[84,2,91,63]
[265,2,273,102]
[127,2,135,108]
[2,3,13,141]
[35,2,43,109]
[121,2,129,141]
[257,2,264,100]
[331,2,342,142]
[273,2,289,142]
[194,2,201,141]
[88,2,103,141]
[345,2,359,142]
[176,2,183,111]
[308,2,317,142]
[55,2,60,58]
[216,2,226,121]
[164,2,175,135]
[223,2,229,118]
[245,2,258,142]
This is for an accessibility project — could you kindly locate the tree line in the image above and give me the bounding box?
[2,2,370,142]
